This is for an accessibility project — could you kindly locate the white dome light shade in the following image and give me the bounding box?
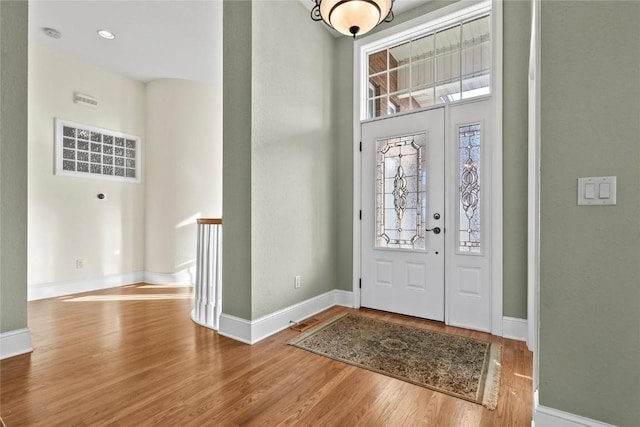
[314,0,394,38]
[97,29,116,40]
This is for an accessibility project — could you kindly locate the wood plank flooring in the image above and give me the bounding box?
[1,283,533,426]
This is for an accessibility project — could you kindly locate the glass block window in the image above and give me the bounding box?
[55,119,141,183]
[366,11,490,119]
[375,133,427,250]
[458,123,481,253]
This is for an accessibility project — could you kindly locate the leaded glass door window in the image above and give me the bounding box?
[458,123,481,253]
[375,133,427,250]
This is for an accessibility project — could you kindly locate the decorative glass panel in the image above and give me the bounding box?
[55,119,141,183]
[375,133,427,250]
[458,124,481,253]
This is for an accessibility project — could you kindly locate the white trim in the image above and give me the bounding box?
[489,0,504,336]
[218,313,252,344]
[502,316,528,342]
[190,309,216,331]
[0,328,32,360]
[28,271,145,300]
[534,391,616,427]
[352,38,362,310]
[143,269,195,285]
[334,289,354,307]
[528,1,541,394]
[28,270,195,301]
[217,290,355,345]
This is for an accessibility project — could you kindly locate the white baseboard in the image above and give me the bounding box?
[28,271,145,301]
[143,269,194,285]
[218,313,252,344]
[533,390,616,427]
[502,316,528,342]
[0,328,32,360]
[218,290,355,345]
[334,289,354,307]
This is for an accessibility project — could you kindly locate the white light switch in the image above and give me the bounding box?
[584,183,596,199]
[578,176,616,206]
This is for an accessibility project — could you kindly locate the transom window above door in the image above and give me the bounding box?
[366,11,491,119]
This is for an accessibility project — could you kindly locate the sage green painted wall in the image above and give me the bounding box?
[222,0,253,319]
[502,0,530,318]
[251,1,337,318]
[223,0,339,320]
[539,1,640,424]
[0,0,29,333]
[334,36,354,292]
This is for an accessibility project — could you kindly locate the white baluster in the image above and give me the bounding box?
[191,219,222,330]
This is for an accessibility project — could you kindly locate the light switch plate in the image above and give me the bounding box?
[578,176,616,206]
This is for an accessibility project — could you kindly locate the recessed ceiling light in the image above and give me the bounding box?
[43,27,62,39]
[97,29,115,40]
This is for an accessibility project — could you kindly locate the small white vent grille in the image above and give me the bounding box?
[73,93,98,108]
[55,118,141,183]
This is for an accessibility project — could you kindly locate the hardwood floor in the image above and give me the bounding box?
[1,284,533,426]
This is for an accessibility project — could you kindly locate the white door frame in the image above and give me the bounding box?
[528,0,541,392]
[352,0,503,335]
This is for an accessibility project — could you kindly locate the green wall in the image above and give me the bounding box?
[0,0,29,334]
[333,36,354,292]
[222,0,253,319]
[502,0,530,318]
[539,1,640,424]
[222,0,339,319]
[250,1,337,318]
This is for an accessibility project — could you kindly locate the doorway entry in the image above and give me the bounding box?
[353,0,503,334]
[357,98,496,332]
[360,108,445,321]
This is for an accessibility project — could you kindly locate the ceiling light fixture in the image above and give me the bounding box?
[311,0,394,38]
[97,29,116,40]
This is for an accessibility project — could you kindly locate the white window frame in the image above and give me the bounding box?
[55,118,142,183]
[358,0,493,122]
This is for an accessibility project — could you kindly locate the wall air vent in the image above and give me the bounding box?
[73,93,98,108]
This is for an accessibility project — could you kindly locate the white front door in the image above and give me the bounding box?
[361,108,445,321]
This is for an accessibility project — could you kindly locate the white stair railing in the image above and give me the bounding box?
[191,218,222,330]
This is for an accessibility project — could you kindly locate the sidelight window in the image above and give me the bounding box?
[458,123,481,253]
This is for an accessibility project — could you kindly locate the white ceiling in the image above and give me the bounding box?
[29,0,428,87]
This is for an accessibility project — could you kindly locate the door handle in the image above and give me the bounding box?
[426,227,441,234]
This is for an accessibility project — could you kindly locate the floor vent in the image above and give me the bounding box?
[290,318,320,332]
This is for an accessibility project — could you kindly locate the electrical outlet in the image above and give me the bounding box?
[294,275,301,289]
[76,259,83,269]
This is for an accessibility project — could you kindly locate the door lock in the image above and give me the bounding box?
[426,227,441,234]
[433,213,440,220]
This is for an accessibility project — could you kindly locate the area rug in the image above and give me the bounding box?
[288,313,501,409]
